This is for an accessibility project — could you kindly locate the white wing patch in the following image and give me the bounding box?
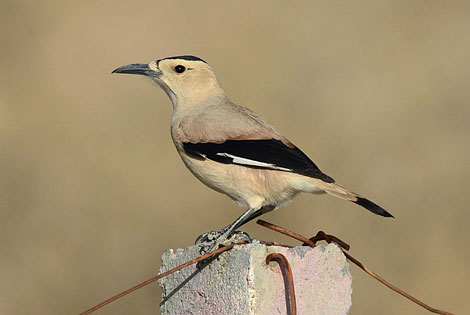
[216,153,292,171]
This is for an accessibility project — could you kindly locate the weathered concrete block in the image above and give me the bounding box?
[159,241,352,314]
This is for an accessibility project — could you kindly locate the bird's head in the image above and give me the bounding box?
[112,55,225,108]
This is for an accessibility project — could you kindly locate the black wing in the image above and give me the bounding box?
[183,139,335,183]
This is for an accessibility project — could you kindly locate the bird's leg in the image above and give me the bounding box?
[242,205,275,225]
[196,207,263,254]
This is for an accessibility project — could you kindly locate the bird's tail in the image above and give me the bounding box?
[313,180,394,218]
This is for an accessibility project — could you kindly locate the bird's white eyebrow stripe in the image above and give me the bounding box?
[216,153,292,171]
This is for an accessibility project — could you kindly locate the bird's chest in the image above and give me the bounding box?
[176,149,299,208]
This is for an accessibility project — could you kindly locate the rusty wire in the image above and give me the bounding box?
[307,230,350,251]
[257,220,316,247]
[80,220,454,315]
[266,253,297,315]
[79,241,247,315]
[256,219,454,315]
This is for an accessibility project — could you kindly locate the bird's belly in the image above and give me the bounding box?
[180,155,305,209]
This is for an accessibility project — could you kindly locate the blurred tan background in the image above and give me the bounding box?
[1,1,469,314]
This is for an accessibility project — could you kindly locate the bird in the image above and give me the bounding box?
[112,55,393,253]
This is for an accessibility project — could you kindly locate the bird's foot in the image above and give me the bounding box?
[195,228,252,255]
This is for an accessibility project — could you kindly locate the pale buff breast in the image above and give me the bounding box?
[177,151,324,210]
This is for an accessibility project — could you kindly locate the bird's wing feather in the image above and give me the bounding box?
[183,139,335,183]
[175,101,334,182]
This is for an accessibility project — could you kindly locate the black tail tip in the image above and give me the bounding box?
[354,197,394,218]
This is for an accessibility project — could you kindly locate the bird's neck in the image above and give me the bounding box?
[171,91,228,116]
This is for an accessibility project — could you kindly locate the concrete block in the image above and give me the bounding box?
[159,241,352,314]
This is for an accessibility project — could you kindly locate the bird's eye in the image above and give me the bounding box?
[175,65,186,73]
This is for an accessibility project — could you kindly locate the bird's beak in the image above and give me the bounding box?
[112,63,160,78]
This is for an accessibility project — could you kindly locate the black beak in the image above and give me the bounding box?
[111,63,160,77]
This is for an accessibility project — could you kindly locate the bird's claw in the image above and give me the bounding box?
[195,230,252,255]
[195,230,223,245]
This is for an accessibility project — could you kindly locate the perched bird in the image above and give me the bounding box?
[112,55,393,252]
